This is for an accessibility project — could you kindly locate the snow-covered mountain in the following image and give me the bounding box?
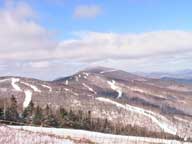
[0,67,192,140]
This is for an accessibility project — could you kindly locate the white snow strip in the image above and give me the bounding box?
[41,84,52,92]
[23,90,32,108]
[107,80,122,98]
[96,97,177,135]
[11,78,22,91]
[64,88,70,92]
[21,82,41,93]
[83,72,89,76]
[82,83,97,94]
[0,78,10,83]
[64,88,78,96]
[100,69,118,74]
[78,74,81,78]
[10,126,189,144]
[174,116,192,124]
[83,76,87,79]
[72,91,79,96]
[65,80,69,85]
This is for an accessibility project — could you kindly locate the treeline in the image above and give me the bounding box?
[0,95,184,141]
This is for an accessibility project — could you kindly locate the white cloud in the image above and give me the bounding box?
[74,5,102,19]
[55,31,192,61]
[1,1,192,79]
[28,61,50,68]
[0,0,56,60]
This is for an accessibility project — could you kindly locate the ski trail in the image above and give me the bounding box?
[96,97,177,135]
[107,80,122,98]
[41,84,52,92]
[11,78,22,91]
[82,83,97,94]
[23,90,32,108]
[21,82,41,92]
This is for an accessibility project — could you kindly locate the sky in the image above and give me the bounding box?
[0,0,192,80]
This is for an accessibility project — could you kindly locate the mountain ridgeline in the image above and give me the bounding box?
[0,67,192,141]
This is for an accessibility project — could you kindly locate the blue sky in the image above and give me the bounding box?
[29,0,192,34]
[0,0,192,80]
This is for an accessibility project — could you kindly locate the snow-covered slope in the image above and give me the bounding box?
[9,125,192,144]
[0,67,192,140]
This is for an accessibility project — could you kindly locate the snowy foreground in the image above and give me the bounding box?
[0,125,92,144]
[5,125,191,144]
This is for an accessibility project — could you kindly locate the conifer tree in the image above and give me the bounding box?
[0,108,3,120]
[22,101,34,124]
[5,95,19,122]
[43,105,58,127]
[33,105,43,125]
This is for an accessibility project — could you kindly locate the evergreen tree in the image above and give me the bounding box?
[43,105,58,127]
[33,105,43,125]
[5,95,19,122]
[0,108,3,120]
[59,107,70,127]
[22,101,34,124]
[83,110,92,130]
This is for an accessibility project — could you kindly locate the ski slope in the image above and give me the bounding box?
[96,97,177,135]
[9,125,191,144]
[23,90,32,108]
[107,80,122,98]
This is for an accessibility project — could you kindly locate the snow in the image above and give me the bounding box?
[0,78,10,83]
[82,83,96,94]
[64,88,70,92]
[41,84,52,92]
[23,90,32,108]
[0,125,75,144]
[83,76,87,79]
[100,69,118,74]
[75,76,78,82]
[64,88,78,96]
[9,126,190,144]
[174,116,192,123]
[11,78,22,91]
[96,97,177,135]
[83,72,89,76]
[21,82,41,93]
[107,80,122,98]
[65,80,69,85]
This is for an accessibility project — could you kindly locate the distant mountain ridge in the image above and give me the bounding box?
[0,66,192,140]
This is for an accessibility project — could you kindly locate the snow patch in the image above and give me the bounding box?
[83,72,89,76]
[64,88,70,92]
[75,76,78,82]
[23,90,32,108]
[41,84,52,92]
[82,83,97,94]
[10,126,186,144]
[11,78,22,91]
[64,88,78,96]
[0,78,9,83]
[21,82,41,93]
[65,80,69,85]
[107,80,122,98]
[100,69,118,74]
[96,97,177,135]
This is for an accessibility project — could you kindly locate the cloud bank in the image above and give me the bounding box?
[1,0,192,79]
